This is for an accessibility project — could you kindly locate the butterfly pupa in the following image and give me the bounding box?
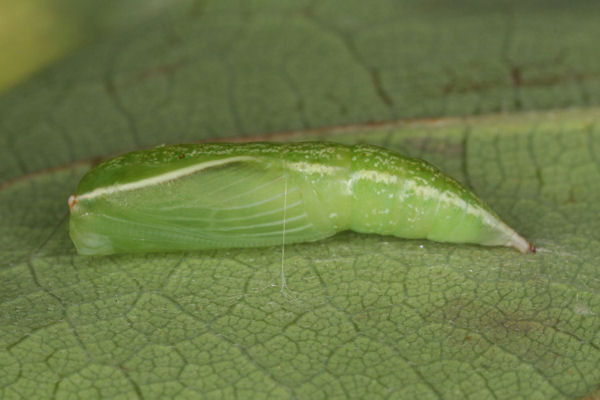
[68,142,535,255]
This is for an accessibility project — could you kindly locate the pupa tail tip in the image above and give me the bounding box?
[528,242,536,254]
[508,231,535,254]
[68,195,77,212]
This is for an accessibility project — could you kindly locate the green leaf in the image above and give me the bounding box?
[3,0,600,182]
[2,1,600,399]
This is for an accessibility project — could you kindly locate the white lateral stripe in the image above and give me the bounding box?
[79,156,257,200]
[286,161,342,175]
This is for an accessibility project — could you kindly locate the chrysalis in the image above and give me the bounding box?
[68,142,535,255]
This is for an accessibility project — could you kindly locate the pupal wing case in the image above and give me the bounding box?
[68,142,535,255]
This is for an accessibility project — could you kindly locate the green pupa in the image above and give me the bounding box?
[68,142,535,255]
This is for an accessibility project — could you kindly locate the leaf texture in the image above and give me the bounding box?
[1,1,600,399]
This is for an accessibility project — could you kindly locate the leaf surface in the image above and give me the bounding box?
[1,1,600,399]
